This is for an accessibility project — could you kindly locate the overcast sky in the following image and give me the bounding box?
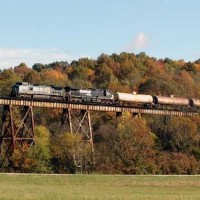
[0,0,200,69]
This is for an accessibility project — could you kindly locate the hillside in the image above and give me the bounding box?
[1,52,200,174]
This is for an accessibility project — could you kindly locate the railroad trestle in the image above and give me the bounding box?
[0,97,198,169]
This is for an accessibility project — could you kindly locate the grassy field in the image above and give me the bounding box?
[0,174,200,200]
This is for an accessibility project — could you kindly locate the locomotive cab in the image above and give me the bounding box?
[10,85,18,97]
[10,82,27,97]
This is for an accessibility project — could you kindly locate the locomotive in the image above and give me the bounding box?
[11,82,114,103]
[10,82,200,108]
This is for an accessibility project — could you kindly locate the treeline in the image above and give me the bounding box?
[1,52,200,174]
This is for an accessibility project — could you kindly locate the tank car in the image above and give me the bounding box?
[153,95,190,106]
[115,92,153,105]
[189,99,200,107]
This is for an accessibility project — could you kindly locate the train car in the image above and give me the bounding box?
[11,82,65,99]
[91,89,114,102]
[115,92,154,105]
[65,87,114,102]
[189,99,200,107]
[153,95,190,106]
[65,87,92,101]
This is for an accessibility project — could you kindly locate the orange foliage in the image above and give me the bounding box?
[41,69,68,86]
[86,68,94,76]
[194,63,200,71]
[43,69,65,80]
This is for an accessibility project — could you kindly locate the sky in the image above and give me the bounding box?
[0,0,200,69]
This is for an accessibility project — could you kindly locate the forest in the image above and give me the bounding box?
[1,52,200,174]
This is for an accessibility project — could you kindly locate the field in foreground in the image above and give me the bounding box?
[0,174,200,200]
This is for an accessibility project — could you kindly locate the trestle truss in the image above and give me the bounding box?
[0,105,35,167]
[61,109,94,168]
[62,109,93,147]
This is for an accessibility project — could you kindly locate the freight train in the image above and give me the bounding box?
[10,82,200,108]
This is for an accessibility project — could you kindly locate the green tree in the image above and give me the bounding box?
[68,65,93,88]
[51,133,91,173]
[32,63,46,72]
[30,125,52,172]
[0,69,21,96]
[24,70,41,84]
[148,116,200,154]
[11,126,51,173]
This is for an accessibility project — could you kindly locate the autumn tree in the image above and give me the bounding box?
[40,69,69,86]
[95,113,156,174]
[14,63,31,80]
[157,152,200,174]
[111,113,156,174]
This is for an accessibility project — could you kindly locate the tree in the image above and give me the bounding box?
[114,113,156,174]
[51,133,91,173]
[157,152,200,174]
[31,125,52,172]
[68,65,93,88]
[138,78,178,96]
[24,70,41,84]
[94,123,120,173]
[32,63,46,72]
[95,113,156,174]
[11,126,51,173]
[71,58,95,70]
[40,69,68,86]
[94,63,116,88]
[167,117,199,153]
[174,71,196,97]
[14,63,31,80]
[0,69,21,96]
[148,116,200,154]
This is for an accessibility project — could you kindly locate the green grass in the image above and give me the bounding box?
[0,174,200,200]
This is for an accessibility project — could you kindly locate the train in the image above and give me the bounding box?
[10,82,200,108]
[10,82,114,103]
